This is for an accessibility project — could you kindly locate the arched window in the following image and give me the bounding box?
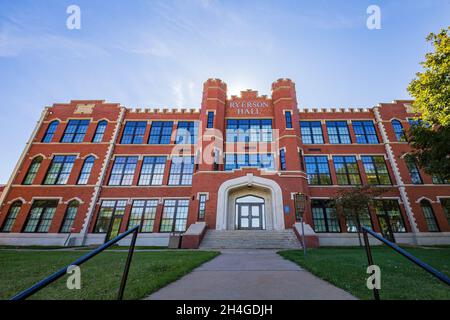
[420,200,439,232]
[77,156,95,185]
[1,201,22,232]
[391,120,406,142]
[60,201,79,233]
[92,120,107,143]
[42,120,59,143]
[23,156,43,185]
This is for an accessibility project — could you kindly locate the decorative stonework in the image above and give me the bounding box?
[374,107,419,234]
[404,103,414,114]
[216,174,285,231]
[75,104,95,114]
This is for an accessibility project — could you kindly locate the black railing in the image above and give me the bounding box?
[361,226,450,300]
[10,225,140,300]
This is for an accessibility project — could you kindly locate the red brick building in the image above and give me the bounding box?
[0,78,449,248]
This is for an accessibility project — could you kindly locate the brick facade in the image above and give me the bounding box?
[0,79,449,247]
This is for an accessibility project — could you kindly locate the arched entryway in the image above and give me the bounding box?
[216,174,285,231]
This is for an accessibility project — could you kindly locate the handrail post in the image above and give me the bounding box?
[117,226,139,300]
[362,228,380,301]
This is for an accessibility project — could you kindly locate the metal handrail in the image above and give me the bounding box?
[10,225,140,300]
[361,226,450,300]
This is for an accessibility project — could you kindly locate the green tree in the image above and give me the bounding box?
[330,185,388,247]
[406,124,450,181]
[408,27,450,126]
[407,27,450,180]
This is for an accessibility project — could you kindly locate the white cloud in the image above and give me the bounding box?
[0,23,108,58]
[171,79,198,107]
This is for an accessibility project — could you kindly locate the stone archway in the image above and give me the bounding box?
[216,174,285,230]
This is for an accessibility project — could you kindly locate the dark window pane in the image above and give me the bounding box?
[42,121,59,143]
[108,156,138,186]
[1,201,22,232]
[121,121,147,144]
[23,200,58,233]
[93,121,107,143]
[326,121,351,144]
[61,120,90,143]
[311,200,340,233]
[305,156,332,185]
[353,121,379,144]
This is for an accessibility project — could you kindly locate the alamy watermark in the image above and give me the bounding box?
[66,265,81,290]
[66,5,81,30]
[366,265,381,290]
[367,5,382,30]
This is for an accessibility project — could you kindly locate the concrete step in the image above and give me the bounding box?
[199,229,301,249]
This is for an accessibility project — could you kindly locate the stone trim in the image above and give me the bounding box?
[216,174,285,231]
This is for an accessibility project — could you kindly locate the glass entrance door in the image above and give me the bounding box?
[236,195,265,230]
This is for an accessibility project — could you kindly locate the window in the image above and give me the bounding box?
[138,156,166,185]
[333,156,361,185]
[304,156,332,185]
[352,121,379,144]
[23,156,43,185]
[77,156,95,185]
[344,206,373,232]
[300,121,324,144]
[175,121,198,144]
[23,200,58,233]
[280,149,287,171]
[60,201,79,233]
[148,121,173,144]
[1,201,22,232]
[198,194,207,220]
[92,120,107,143]
[374,200,406,233]
[405,158,423,184]
[420,200,439,232]
[61,120,90,143]
[226,119,272,142]
[326,121,351,144]
[285,111,293,128]
[391,120,406,142]
[94,200,127,233]
[224,154,275,171]
[207,112,215,128]
[108,156,138,186]
[361,156,391,185]
[168,156,194,185]
[440,199,450,226]
[42,120,59,143]
[432,175,450,184]
[121,121,147,144]
[43,155,76,185]
[160,199,189,232]
[408,118,423,128]
[311,200,340,233]
[128,200,158,233]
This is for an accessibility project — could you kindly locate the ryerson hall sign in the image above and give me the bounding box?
[229,100,270,115]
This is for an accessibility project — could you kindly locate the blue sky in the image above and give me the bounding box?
[0,0,449,183]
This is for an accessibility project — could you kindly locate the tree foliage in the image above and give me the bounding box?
[330,185,388,246]
[407,27,450,180]
[408,27,450,126]
[407,124,450,181]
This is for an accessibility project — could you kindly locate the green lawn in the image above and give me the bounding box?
[279,246,450,300]
[0,250,219,300]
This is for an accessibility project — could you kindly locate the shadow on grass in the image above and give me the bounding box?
[278,246,450,300]
[1,250,219,300]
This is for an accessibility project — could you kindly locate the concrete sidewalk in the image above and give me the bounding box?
[146,249,356,300]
